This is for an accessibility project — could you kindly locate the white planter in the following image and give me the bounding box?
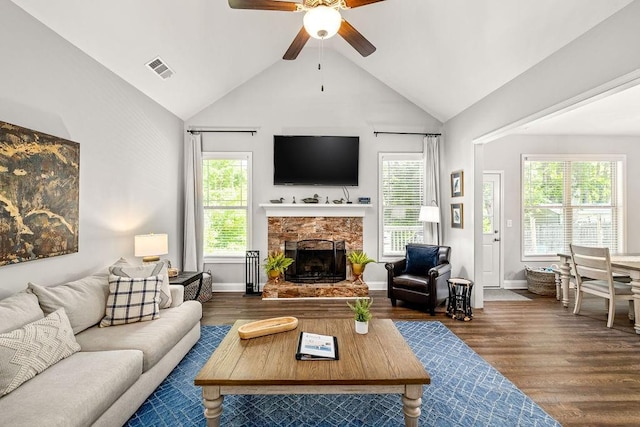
[355,320,369,334]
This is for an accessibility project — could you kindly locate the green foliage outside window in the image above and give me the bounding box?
[522,158,620,257]
[203,157,249,257]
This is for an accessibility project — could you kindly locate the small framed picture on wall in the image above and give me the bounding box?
[451,203,463,229]
[451,170,464,197]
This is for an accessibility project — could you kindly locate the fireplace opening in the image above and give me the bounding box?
[284,239,346,284]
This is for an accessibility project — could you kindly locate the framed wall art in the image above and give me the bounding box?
[0,121,79,266]
[451,203,463,229]
[451,170,464,197]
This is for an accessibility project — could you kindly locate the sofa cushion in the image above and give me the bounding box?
[0,292,44,334]
[0,308,80,396]
[27,275,109,334]
[100,274,161,327]
[0,350,142,427]
[110,258,172,308]
[404,245,439,276]
[77,300,202,372]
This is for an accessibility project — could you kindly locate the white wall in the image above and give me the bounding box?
[443,1,640,307]
[484,134,640,283]
[187,48,441,290]
[0,2,184,298]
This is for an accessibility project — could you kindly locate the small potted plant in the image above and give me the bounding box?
[347,250,376,282]
[347,298,373,334]
[263,251,294,282]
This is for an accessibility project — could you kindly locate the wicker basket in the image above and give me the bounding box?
[524,266,557,296]
[184,271,213,303]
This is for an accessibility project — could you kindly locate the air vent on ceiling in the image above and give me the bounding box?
[145,56,174,80]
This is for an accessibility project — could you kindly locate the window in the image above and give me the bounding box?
[379,153,425,258]
[202,152,252,260]
[522,154,624,260]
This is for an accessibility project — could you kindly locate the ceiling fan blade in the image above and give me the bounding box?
[338,19,376,57]
[344,0,385,9]
[283,27,311,60]
[228,0,298,12]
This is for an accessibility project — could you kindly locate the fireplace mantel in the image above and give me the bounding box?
[259,203,372,218]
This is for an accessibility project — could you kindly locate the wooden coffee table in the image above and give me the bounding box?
[195,318,430,426]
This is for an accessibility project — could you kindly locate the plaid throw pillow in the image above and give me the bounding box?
[109,259,172,309]
[100,275,161,327]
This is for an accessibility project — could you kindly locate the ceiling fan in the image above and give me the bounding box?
[228,0,384,60]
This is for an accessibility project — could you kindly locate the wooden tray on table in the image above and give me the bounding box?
[237,316,299,339]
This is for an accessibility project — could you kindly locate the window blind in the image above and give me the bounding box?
[202,153,251,257]
[380,154,425,257]
[522,155,624,258]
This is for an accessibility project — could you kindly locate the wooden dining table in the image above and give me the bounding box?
[557,253,640,334]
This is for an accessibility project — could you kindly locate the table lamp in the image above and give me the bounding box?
[419,204,440,245]
[134,233,168,263]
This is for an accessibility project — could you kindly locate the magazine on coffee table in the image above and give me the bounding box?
[295,331,339,360]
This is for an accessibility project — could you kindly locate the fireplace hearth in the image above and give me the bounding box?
[284,239,346,284]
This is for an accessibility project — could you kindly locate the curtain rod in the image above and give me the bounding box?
[187,129,257,135]
[374,131,441,137]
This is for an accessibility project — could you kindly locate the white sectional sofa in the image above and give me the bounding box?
[0,270,202,427]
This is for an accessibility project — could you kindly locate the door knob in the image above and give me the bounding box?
[494,238,500,242]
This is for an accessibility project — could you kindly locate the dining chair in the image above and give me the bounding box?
[569,244,634,328]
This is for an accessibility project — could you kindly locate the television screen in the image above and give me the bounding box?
[274,135,359,186]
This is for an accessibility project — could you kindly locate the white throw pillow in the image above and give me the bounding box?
[109,258,172,309]
[100,274,161,327]
[0,308,80,396]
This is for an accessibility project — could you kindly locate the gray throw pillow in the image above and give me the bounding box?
[28,275,110,334]
[0,292,45,334]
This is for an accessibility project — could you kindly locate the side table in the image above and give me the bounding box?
[169,271,203,301]
[446,278,474,321]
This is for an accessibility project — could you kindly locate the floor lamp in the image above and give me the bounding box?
[419,205,440,245]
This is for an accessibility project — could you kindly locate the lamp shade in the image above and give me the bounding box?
[419,206,440,223]
[303,6,342,39]
[134,233,168,262]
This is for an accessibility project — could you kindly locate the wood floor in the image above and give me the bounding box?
[201,290,640,426]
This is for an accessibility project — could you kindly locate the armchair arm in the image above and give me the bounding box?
[429,262,451,277]
[385,259,406,298]
[428,262,452,309]
[385,259,406,276]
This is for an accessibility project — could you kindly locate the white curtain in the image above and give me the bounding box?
[424,135,441,245]
[183,132,203,271]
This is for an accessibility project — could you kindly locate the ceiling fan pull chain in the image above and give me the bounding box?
[319,37,325,92]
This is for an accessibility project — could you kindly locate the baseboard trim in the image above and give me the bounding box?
[503,280,528,290]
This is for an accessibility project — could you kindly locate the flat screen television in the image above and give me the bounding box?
[273,135,359,186]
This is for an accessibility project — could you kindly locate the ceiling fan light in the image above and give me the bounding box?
[303,6,342,40]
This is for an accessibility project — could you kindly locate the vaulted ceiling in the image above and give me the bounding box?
[11,0,634,123]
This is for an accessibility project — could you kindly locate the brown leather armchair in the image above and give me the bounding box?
[385,244,451,315]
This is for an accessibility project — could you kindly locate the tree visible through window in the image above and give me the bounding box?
[379,153,425,258]
[522,155,624,259]
[202,153,251,258]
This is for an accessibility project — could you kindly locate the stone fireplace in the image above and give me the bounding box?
[267,215,363,253]
[261,203,370,298]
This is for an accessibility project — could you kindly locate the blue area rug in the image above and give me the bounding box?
[126,322,560,426]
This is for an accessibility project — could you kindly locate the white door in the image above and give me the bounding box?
[482,173,502,288]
